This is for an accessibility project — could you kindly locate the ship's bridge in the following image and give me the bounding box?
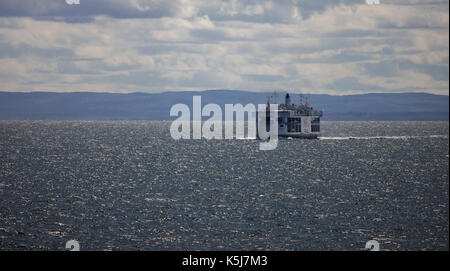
[256,92,323,139]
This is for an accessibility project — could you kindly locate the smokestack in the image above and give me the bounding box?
[285,93,291,106]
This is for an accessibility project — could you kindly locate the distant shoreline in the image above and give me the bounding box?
[1,90,448,121]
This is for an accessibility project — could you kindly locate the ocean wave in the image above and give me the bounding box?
[319,135,449,140]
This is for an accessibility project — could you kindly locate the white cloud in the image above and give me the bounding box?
[0,0,448,95]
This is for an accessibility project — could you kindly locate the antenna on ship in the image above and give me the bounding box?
[266,94,272,110]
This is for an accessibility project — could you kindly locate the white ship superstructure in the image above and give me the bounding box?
[257,93,323,139]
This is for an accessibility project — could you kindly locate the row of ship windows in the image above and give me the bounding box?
[277,118,320,123]
[283,125,320,132]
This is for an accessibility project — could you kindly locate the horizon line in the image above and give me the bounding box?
[0,89,449,97]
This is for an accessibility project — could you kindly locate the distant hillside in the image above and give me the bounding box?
[0,90,448,121]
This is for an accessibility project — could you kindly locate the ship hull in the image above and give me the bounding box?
[279,133,320,139]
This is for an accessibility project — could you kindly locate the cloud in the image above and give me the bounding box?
[326,76,386,91]
[0,0,448,94]
[0,0,198,19]
[0,0,366,22]
[361,59,449,81]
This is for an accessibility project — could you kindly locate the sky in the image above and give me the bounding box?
[0,0,448,95]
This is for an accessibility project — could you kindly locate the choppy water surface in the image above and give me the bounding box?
[0,121,448,250]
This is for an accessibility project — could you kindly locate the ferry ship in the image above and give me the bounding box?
[257,93,323,139]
